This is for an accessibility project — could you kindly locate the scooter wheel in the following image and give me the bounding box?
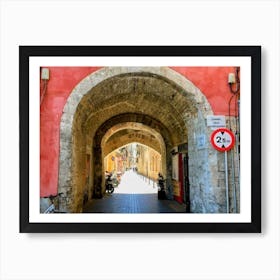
[108,186,114,194]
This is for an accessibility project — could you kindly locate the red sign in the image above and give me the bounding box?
[211,128,235,152]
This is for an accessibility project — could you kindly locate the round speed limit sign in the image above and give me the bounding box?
[211,128,235,152]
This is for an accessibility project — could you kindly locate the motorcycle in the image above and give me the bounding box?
[105,173,115,194]
[157,173,166,199]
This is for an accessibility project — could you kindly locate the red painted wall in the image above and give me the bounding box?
[171,67,238,115]
[40,67,101,197]
[40,66,239,197]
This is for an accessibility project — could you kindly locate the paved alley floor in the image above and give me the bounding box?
[83,170,187,213]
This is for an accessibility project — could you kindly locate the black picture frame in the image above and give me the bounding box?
[19,46,261,233]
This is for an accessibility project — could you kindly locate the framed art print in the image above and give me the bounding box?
[19,46,261,233]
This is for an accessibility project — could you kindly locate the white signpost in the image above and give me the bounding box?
[211,128,235,213]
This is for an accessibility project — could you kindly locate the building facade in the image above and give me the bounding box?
[40,66,240,213]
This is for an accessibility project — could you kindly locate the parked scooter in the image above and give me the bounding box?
[157,173,166,199]
[105,172,115,194]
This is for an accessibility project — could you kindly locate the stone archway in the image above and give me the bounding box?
[102,121,166,179]
[92,113,172,200]
[58,67,218,213]
[103,129,162,156]
[102,122,165,156]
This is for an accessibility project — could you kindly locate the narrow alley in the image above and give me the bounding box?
[83,170,186,213]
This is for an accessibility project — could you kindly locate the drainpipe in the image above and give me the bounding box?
[228,67,240,213]
[235,99,240,211]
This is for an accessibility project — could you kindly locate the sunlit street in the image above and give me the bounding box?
[115,170,157,194]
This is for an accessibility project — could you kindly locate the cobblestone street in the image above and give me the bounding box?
[83,170,186,213]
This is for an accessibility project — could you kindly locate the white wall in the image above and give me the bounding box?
[1,0,279,279]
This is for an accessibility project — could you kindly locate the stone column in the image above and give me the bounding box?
[92,145,103,198]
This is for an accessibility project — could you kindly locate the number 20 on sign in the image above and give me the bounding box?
[210,128,235,152]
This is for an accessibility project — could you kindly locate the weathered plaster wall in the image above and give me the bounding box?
[40,67,100,196]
